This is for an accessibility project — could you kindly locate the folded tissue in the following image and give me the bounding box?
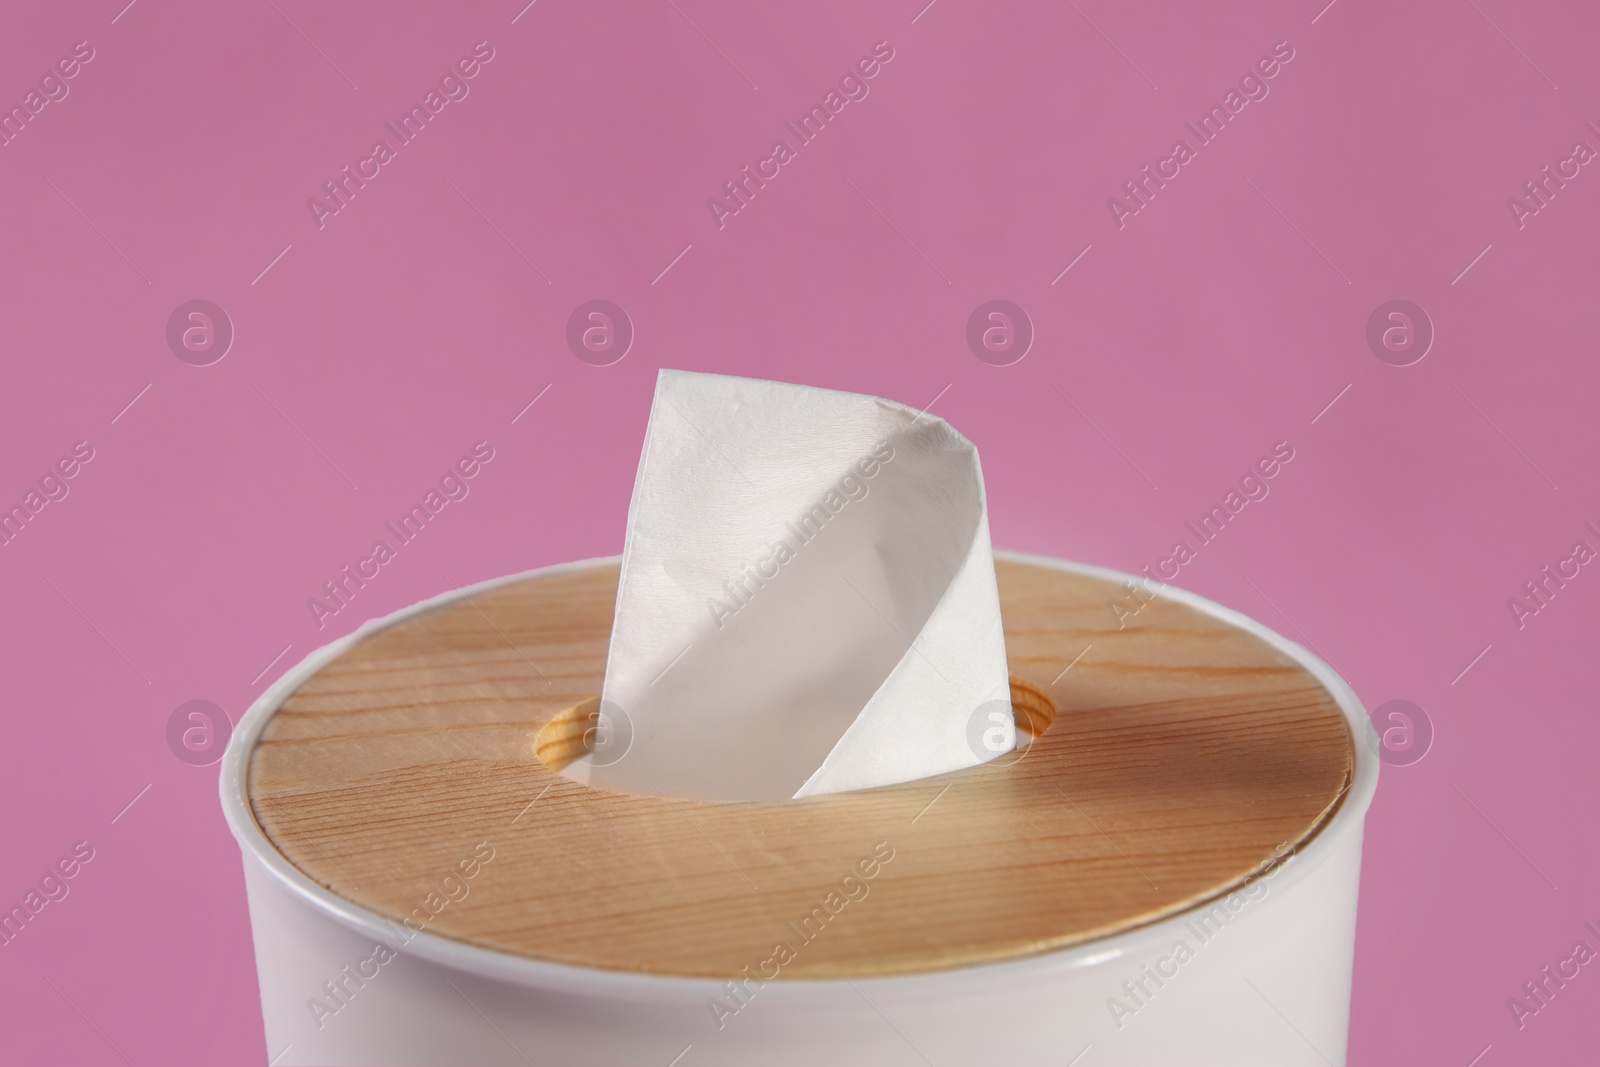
[579,370,1013,802]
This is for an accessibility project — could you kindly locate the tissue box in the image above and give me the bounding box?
[222,552,1373,1066]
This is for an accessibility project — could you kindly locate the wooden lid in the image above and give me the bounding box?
[247,557,1354,979]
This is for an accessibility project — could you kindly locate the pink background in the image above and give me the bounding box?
[2,0,1597,1062]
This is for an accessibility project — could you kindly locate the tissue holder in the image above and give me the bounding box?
[222,552,1374,1067]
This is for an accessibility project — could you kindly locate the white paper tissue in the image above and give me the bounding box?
[584,370,1012,802]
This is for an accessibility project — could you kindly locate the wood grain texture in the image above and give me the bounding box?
[249,559,1353,979]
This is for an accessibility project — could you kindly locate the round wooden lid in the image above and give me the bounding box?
[247,556,1354,979]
